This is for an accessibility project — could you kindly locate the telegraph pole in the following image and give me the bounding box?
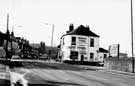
[131,0,134,73]
[5,13,9,64]
[51,24,54,47]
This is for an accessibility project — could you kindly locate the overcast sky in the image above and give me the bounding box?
[0,0,134,56]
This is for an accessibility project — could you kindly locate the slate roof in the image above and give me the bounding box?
[99,48,108,53]
[62,25,99,38]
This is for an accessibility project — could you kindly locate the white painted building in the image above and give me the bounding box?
[59,24,108,63]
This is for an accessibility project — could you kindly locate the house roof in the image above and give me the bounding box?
[62,25,100,38]
[99,48,108,53]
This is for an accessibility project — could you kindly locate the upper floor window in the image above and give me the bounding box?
[104,54,107,59]
[71,36,76,45]
[90,38,94,47]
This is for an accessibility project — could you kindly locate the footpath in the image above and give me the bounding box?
[0,60,11,86]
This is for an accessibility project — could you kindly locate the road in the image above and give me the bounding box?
[10,60,135,86]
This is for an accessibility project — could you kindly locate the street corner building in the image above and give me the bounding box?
[59,24,108,65]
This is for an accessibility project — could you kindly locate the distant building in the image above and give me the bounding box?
[59,24,108,63]
[98,48,108,61]
[119,53,128,58]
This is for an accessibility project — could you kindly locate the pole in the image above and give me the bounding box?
[118,44,120,59]
[51,24,54,47]
[131,0,134,73]
[5,13,9,64]
[11,26,13,51]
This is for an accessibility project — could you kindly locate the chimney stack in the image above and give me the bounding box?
[86,25,90,31]
[69,24,74,32]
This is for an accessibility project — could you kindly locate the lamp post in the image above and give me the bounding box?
[44,23,55,61]
[44,23,54,47]
[5,13,9,64]
[131,0,134,73]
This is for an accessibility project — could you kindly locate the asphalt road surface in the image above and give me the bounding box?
[10,60,135,86]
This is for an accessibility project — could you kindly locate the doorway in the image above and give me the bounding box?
[81,55,84,62]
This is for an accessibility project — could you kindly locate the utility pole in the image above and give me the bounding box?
[5,13,9,64]
[131,0,134,73]
[51,24,54,47]
[11,26,14,51]
[118,44,120,59]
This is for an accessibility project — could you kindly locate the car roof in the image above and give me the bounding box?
[11,55,21,59]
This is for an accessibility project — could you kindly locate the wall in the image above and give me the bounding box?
[104,57,134,72]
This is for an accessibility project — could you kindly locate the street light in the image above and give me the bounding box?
[130,0,134,73]
[44,23,54,47]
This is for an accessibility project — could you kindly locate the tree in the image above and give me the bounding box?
[39,41,45,54]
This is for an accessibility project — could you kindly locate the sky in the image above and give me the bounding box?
[0,0,134,56]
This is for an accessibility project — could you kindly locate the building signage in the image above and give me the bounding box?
[77,46,86,54]
[78,37,87,44]
[79,51,86,54]
[68,46,76,50]
[109,44,119,57]
[77,47,86,50]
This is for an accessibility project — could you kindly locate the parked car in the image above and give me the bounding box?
[40,54,48,60]
[10,55,23,66]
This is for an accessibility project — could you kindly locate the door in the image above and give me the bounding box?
[81,55,84,62]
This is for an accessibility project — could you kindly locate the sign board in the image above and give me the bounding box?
[109,44,119,57]
[78,37,87,44]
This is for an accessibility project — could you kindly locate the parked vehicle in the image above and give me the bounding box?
[10,55,22,66]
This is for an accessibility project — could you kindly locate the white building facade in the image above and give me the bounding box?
[59,24,108,63]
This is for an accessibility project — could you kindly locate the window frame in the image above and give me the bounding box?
[90,38,94,47]
[71,36,76,45]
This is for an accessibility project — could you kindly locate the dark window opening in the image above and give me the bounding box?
[71,37,76,45]
[104,54,107,58]
[90,38,94,47]
[70,51,78,59]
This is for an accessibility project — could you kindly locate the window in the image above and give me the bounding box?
[90,38,94,47]
[90,53,94,59]
[70,51,78,59]
[71,37,76,45]
[104,54,107,58]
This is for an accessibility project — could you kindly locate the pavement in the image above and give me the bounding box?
[0,63,11,86]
